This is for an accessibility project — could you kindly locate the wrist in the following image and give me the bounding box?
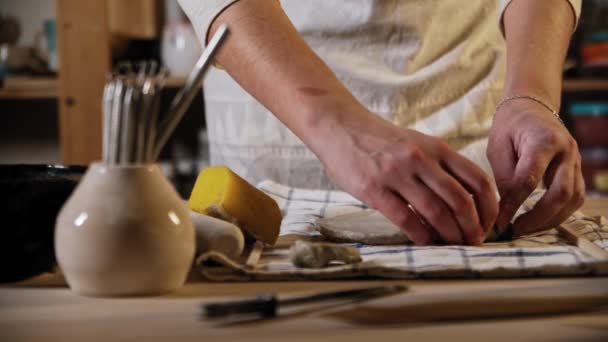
[494,94,565,128]
[497,95,558,116]
[502,77,562,112]
[297,97,397,161]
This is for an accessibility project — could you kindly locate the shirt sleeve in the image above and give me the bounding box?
[177,0,241,47]
[498,0,582,37]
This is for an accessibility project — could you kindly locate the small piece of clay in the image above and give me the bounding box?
[190,211,245,260]
[316,210,410,245]
[289,240,362,268]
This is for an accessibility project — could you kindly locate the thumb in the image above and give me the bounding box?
[497,146,553,231]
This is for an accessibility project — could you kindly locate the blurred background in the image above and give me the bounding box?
[0,0,607,197]
[1,0,205,196]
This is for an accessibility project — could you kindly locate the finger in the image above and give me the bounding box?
[497,145,554,230]
[513,154,575,235]
[417,162,484,245]
[443,152,499,236]
[396,177,464,245]
[552,160,586,223]
[573,162,586,210]
[370,187,432,245]
[487,137,517,198]
[542,155,560,189]
[531,162,586,232]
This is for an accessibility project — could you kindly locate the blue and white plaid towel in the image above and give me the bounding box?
[195,181,608,281]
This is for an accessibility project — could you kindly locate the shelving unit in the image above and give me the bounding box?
[0,77,58,99]
[164,76,187,88]
[562,79,608,92]
[0,75,190,100]
[2,76,606,100]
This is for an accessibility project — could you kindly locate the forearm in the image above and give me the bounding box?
[207,0,367,150]
[502,0,575,109]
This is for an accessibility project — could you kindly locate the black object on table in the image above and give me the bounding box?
[201,285,407,321]
[0,164,85,283]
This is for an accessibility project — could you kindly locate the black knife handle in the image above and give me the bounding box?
[202,293,278,319]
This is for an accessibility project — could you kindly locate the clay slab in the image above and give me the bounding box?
[316,210,410,245]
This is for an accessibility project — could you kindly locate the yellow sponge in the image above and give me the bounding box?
[188,166,282,245]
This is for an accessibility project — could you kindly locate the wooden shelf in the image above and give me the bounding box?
[0,77,58,99]
[0,75,190,100]
[164,76,187,88]
[563,79,608,92]
[0,76,603,100]
[108,0,161,39]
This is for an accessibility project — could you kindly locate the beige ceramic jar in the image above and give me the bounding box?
[55,163,195,297]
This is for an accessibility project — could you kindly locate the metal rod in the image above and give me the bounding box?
[152,24,229,160]
[119,80,136,164]
[134,88,146,163]
[129,83,143,163]
[109,78,125,165]
[147,72,166,161]
[102,76,115,164]
[140,77,156,162]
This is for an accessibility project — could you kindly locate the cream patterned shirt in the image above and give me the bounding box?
[179,0,581,189]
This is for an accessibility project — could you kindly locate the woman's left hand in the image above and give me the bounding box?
[487,98,585,237]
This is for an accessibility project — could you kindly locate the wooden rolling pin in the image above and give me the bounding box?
[326,279,608,324]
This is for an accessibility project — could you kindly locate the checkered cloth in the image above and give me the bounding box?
[195,181,608,281]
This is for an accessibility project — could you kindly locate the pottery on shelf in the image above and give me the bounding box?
[161,0,201,77]
[161,21,201,77]
[55,163,195,297]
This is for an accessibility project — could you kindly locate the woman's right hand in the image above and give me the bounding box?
[309,110,499,246]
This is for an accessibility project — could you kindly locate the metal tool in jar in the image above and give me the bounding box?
[101,25,229,165]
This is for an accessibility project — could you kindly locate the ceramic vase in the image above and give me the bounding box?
[55,163,195,297]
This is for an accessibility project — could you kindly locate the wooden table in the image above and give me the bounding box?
[1,198,607,341]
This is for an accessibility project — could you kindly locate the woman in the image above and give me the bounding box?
[178,0,584,246]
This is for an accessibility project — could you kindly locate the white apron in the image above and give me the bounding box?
[179,0,580,189]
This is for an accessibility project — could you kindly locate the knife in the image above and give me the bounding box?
[201,285,407,320]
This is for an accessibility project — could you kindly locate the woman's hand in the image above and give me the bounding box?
[493,0,583,236]
[311,110,499,246]
[487,98,585,237]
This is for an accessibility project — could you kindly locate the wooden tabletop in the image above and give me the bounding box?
[1,198,607,341]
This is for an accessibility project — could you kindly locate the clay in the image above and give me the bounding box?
[289,240,362,268]
[315,210,411,245]
[190,211,245,260]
